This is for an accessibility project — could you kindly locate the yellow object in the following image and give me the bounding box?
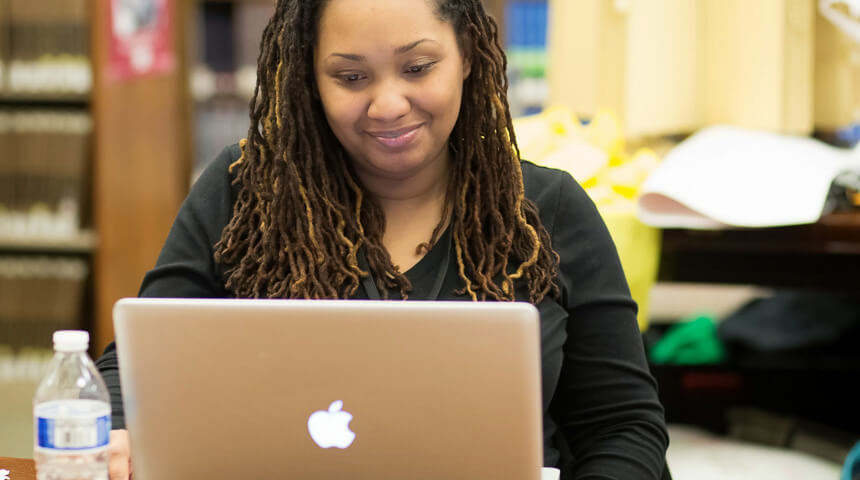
[600,210,661,331]
[585,108,626,163]
[513,107,661,330]
[513,105,585,161]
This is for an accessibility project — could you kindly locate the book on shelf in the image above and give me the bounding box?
[193,97,248,183]
[191,1,273,101]
[191,2,273,180]
[234,1,272,97]
[201,2,236,75]
[0,256,88,350]
[0,0,8,92]
[0,110,13,216]
[0,345,52,382]
[3,0,90,97]
[0,109,91,239]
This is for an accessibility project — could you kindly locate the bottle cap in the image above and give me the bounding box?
[53,330,89,352]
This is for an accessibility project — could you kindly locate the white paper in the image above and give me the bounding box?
[667,425,842,480]
[637,125,860,229]
[541,467,561,480]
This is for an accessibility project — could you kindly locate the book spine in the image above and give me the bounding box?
[0,111,11,215]
[1,109,91,238]
[7,0,90,95]
[0,0,8,92]
[0,256,88,350]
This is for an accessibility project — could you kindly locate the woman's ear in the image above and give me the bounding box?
[460,35,472,80]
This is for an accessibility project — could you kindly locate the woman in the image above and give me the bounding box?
[98,0,669,478]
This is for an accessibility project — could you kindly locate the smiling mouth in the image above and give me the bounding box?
[367,124,423,149]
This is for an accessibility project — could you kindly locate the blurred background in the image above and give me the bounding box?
[2,0,860,478]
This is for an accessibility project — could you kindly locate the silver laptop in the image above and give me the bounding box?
[113,298,543,480]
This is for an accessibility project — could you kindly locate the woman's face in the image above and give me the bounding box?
[314,0,470,183]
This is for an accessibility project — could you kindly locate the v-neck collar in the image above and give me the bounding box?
[357,226,452,300]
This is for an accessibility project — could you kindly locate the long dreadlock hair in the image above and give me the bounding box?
[213,0,560,303]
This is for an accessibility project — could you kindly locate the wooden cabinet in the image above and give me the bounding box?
[653,212,860,434]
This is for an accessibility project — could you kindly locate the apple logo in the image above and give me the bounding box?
[307,400,356,449]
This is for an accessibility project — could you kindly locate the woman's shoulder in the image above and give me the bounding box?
[224,142,244,167]
[200,142,243,183]
[520,159,588,213]
[189,142,244,199]
[521,158,570,184]
[174,143,244,235]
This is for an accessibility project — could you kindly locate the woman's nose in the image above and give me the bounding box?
[367,80,411,122]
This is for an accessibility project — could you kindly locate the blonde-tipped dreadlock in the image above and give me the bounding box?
[214,0,559,303]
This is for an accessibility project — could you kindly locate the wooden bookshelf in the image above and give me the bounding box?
[0,0,193,356]
[0,95,89,106]
[0,0,96,354]
[0,230,97,254]
[90,0,193,354]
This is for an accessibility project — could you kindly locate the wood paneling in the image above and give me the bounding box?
[91,0,191,354]
[0,457,35,480]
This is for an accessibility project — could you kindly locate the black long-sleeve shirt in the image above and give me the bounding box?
[96,144,668,479]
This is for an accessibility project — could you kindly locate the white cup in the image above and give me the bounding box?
[541,467,561,480]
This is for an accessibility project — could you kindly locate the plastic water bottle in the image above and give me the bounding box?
[33,331,111,480]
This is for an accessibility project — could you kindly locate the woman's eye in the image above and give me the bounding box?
[336,72,365,84]
[407,62,435,75]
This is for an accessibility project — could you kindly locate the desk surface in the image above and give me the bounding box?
[0,457,560,480]
[658,211,860,289]
[0,457,35,480]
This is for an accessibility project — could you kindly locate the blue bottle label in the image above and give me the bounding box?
[35,400,111,450]
[37,415,110,450]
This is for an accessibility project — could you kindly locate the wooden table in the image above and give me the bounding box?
[658,211,860,289]
[0,457,35,480]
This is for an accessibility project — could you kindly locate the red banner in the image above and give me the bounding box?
[107,0,175,80]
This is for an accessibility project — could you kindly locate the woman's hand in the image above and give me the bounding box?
[108,429,132,480]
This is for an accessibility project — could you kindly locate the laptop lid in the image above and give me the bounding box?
[113,298,543,480]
